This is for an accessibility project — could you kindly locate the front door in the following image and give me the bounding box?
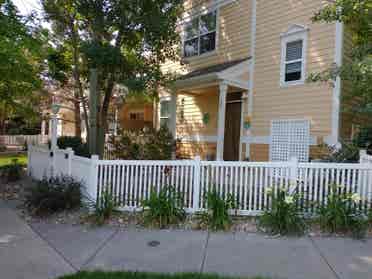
[223,93,242,161]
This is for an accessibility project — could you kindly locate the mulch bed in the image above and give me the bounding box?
[3,177,372,238]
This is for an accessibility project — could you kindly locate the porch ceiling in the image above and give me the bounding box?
[174,57,251,93]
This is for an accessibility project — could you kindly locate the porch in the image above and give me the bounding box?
[170,58,251,161]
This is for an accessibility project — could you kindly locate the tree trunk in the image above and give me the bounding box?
[73,97,82,138]
[70,19,89,140]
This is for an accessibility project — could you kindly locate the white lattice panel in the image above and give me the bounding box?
[270,119,310,162]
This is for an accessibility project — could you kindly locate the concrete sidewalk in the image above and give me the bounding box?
[1,201,372,279]
[0,201,74,279]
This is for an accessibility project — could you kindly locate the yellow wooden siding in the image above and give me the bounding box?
[176,91,218,137]
[162,0,251,75]
[251,0,336,139]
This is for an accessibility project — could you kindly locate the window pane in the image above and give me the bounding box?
[160,100,171,118]
[200,32,216,54]
[200,11,216,35]
[184,38,199,57]
[285,61,302,81]
[286,40,303,61]
[160,118,170,129]
[185,18,199,39]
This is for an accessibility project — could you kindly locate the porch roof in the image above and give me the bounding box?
[174,57,251,91]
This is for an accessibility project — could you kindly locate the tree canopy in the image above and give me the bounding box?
[310,0,372,117]
[0,0,46,133]
[42,0,183,155]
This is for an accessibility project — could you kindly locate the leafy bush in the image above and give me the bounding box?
[142,186,185,228]
[317,184,368,238]
[25,176,82,216]
[93,189,117,225]
[57,136,91,158]
[74,143,90,158]
[110,126,174,160]
[57,136,83,150]
[259,187,306,236]
[198,188,236,231]
[314,142,360,163]
[0,144,6,152]
[353,125,372,153]
[0,158,23,182]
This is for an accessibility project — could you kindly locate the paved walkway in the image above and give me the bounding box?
[1,200,372,279]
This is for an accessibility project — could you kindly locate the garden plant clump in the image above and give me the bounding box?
[24,175,83,216]
[92,188,118,225]
[317,184,369,239]
[198,188,236,231]
[0,158,24,182]
[142,185,186,228]
[259,186,306,236]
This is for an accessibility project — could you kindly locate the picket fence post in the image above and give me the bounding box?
[27,144,32,176]
[66,148,74,176]
[360,150,367,163]
[88,155,99,204]
[289,156,299,193]
[192,156,201,212]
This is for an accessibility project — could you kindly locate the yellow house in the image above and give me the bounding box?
[157,0,353,162]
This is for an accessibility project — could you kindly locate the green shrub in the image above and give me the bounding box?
[57,136,83,150]
[110,126,175,160]
[259,186,306,236]
[57,136,91,158]
[25,176,82,216]
[317,184,368,238]
[93,189,117,225]
[198,188,236,231]
[0,158,23,182]
[142,186,185,228]
[74,143,90,158]
[0,144,6,152]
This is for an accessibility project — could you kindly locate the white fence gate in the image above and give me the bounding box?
[28,145,372,215]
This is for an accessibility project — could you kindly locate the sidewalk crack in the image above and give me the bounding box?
[80,227,119,270]
[29,223,78,272]
[200,231,210,273]
[309,236,341,279]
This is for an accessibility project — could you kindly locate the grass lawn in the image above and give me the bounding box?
[58,272,268,279]
[0,153,27,167]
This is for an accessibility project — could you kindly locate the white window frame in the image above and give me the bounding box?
[280,25,308,87]
[181,8,219,59]
[159,97,171,130]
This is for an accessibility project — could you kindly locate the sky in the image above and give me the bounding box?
[13,0,42,16]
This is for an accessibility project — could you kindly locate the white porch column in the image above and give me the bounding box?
[216,82,228,161]
[51,114,58,150]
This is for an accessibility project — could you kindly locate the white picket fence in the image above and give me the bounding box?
[28,145,372,215]
[0,134,48,146]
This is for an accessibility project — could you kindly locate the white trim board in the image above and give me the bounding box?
[241,135,317,146]
[177,135,218,143]
[328,21,344,147]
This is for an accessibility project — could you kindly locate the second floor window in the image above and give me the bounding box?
[284,40,303,82]
[184,11,217,58]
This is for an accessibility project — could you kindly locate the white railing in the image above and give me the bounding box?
[28,146,372,215]
[0,134,48,146]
